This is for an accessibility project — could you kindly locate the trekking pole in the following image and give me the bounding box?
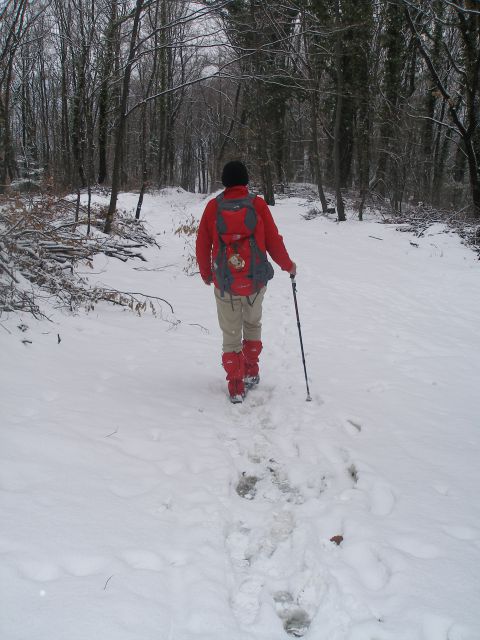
[290,274,312,401]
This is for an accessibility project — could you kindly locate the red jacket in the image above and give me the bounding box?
[196,186,293,296]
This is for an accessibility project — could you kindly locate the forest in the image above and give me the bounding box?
[0,0,479,220]
[2,4,480,635]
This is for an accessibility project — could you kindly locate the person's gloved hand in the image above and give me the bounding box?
[289,262,297,277]
[202,275,213,286]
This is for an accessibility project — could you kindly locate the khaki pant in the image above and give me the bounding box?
[214,287,266,352]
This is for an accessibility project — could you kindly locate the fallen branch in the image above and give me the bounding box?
[0,193,173,319]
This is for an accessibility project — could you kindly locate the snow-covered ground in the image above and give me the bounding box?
[1,189,479,640]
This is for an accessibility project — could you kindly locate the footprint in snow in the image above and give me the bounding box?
[268,461,305,505]
[231,576,264,625]
[243,511,296,563]
[368,482,396,517]
[225,522,251,568]
[346,463,396,517]
[235,458,306,505]
[342,542,391,591]
[62,554,109,577]
[236,474,259,500]
[238,385,274,412]
[273,591,311,637]
[17,559,62,582]
[349,472,396,516]
[247,432,271,463]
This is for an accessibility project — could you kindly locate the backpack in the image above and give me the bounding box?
[213,193,274,297]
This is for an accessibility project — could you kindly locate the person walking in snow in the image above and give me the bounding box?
[196,160,296,403]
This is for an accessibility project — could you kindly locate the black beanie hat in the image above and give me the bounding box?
[221,161,249,188]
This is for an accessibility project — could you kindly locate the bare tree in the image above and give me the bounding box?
[0,0,28,192]
[405,0,480,217]
[104,0,146,234]
[0,0,476,227]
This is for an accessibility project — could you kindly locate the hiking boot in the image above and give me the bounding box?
[222,351,245,400]
[244,374,260,389]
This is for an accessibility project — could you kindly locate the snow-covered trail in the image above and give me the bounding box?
[1,189,480,640]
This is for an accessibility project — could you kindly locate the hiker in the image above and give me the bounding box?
[196,160,296,403]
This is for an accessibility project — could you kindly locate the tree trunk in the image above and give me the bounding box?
[310,90,329,212]
[71,45,87,189]
[259,113,275,205]
[334,0,345,221]
[59,35,71,184]
[105,0,145,234]
[0,94,8,193]
[350,0,373,220]
[420,2,444,200]
[431,100,449,205]
[98,0,118,184]
[0,56,16,192]
[375,1,404,201]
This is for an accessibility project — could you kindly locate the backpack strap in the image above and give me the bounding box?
[243,195,257,231]
[215,193,228,234]
[244,196,274,292]
[214,194,232,297]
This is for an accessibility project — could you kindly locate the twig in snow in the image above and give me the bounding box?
[109,290,175,314]
[188,323,209,334]
[133,264,175,271]
[103,575,114,590]
[0,321,11,334]
[0,256,19,283]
